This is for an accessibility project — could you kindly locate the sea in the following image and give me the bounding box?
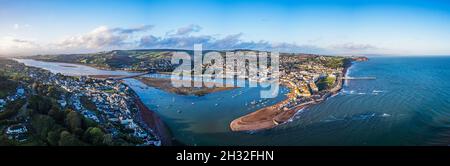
[14,56,450,146]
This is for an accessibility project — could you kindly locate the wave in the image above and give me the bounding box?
[341,89,386,95]
[351,112,376,120]
[322,112,385,123]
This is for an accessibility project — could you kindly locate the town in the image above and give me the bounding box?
[1,51,368,144]
[278,55,351,111]
[0,58,161,146]
[230,54,367,131]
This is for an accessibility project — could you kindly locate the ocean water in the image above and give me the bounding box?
[230,56,450,146]
[15,57,450,145]
[123,78,290,145]
[128,56,450,146]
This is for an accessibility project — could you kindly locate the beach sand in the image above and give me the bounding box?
[136,77,235,96]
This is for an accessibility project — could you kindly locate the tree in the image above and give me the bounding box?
[82,118,98,129]
[66,110,82,132]
[28,95,52,114]
[83,127,105,145]
[0,99,25,120]
[102,134,114,146]
[48,107,65,124]
[47,131,60,146]
[31,114,57,141]
[58,131,85,146]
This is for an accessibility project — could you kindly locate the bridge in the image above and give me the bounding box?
[106,71,153,80]
[342,77,376,80]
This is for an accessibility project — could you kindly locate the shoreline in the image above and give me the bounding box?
[230,64,350,132]
[19,57,358,138]
[132,93,174,146]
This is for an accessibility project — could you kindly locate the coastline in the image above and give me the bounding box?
[230,64,350,132]
[132,93,174,146]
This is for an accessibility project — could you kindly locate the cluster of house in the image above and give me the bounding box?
[0,100,4,112]
[70,94,100,123]
[130,59,173,72]
[0,87,26,113]
[278,56,343,110]
[22,66,161,146]
[110,50,173,72]
[60,77,160,146]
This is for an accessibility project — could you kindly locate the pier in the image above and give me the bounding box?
[342,77,376,80]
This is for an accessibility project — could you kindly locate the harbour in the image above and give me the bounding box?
[12,56,450,145]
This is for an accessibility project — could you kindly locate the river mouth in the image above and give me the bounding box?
[14,57,450,146]
[13,58,290,145]
[122,78,290,145]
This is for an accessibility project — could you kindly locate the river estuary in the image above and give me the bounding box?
[15,57,450,145]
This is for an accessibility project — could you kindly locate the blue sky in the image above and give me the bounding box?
[1,0,449,56]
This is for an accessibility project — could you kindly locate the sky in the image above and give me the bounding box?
[0,0,449,56]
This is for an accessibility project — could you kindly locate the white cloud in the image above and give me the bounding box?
[12,24,31,30]
[0,37,40,56]
[332,43,377,51]
[112,25,154,34]
[59,26,127,49]
[173,24,202,36]
[140,31,326,53]
[1,24,385,56]
[58,25,153,50]
[56,24,325,53]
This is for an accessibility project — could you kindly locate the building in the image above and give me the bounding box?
[6,124,28,135]
[16,88,25,96]
[299,84,312,97]
[0,99,5,109]
[309,82,319,93]
[58,99,67,107]
[6,124,28,142]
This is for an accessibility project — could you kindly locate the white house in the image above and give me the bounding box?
[16,88,25,96]
[6,124,28,135]
[0,99,5,108]
[57,100,67,107]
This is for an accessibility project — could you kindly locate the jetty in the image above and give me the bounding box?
[342,76,376,80]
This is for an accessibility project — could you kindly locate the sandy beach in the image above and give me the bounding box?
[136,77,235,96]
